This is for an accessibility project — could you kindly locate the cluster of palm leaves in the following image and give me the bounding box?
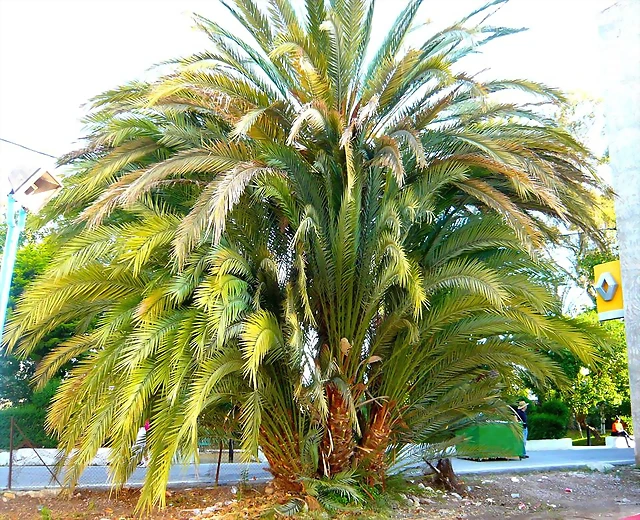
[4,0,609,511]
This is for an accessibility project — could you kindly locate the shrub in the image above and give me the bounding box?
[30,379,59,409]
[621,415,633,434]
[538,399,570,422]
[528,413,568,440]
[0,405,57,449]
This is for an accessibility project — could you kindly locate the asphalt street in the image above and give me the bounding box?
[0,447,635,490]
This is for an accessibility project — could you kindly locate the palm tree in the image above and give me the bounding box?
[5,0,608,510]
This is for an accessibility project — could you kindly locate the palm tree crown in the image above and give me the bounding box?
[5,0,607,510]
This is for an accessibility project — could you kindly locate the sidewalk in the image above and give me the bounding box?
[453,446,636,475]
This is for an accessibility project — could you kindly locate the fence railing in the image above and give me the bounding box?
[6,416,62,489]
[1,425,268,491]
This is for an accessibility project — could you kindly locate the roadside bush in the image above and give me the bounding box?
[528,413,568,440]
[0,405,57,449]
[30,379,59,409]
[538,399,570,423]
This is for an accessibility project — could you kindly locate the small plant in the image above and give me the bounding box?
[273,497,307,517]
[236,467,250,500]
[38,506,53,520]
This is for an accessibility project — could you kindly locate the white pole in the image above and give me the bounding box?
[600,0,640,464]
[0,194,27,340]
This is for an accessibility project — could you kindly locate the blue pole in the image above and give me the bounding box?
[0,193,27,341]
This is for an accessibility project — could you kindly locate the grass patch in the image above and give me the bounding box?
[567,429,606,446]
[572,436,606,446]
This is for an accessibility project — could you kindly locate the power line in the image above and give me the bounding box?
[0,137,56,159]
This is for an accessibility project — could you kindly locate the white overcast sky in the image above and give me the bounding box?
[0,0,613,180]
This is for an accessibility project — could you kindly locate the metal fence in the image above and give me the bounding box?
[1,425,270,491]
[4,416,63,489]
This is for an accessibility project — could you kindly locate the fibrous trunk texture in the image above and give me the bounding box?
[356,403,391,485]
[320,383,355,477]
[260,428,303,492]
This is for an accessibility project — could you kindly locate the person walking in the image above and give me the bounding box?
[515,401,529,459]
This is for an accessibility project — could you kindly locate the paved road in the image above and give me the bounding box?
[0,447,635,490]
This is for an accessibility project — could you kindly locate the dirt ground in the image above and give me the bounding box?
[1,466,639,519]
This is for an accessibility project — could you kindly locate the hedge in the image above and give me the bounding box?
[537,399,570,422]
[0,405,57,449]
[528,413,568,440]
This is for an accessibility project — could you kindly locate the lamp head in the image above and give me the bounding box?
[9,167,62,214]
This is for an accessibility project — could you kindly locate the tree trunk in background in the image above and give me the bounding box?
[600,0,640,465]
[434,458,465,494]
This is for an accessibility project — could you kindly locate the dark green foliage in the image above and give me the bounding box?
[1,239,55,407]
[0,381,60,449]
[537,399,570,423]
[8,242,54,309]
[0,323,74,406]
[30,379,60,409]
[0,356,34,405]
[1,236,76,428]
[528,413,568,440]
[0,405,58,449]
[527,397,570,439]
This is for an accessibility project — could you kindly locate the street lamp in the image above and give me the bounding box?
[0,167,62,338]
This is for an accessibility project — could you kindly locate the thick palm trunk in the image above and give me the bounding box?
[356,404,391,485]
[320,383,355,477]
[260,428,303,492]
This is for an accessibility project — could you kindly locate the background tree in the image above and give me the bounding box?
[0,238,63,407]
[565,311,629,434]
[0,236,77,447]
[554,94,616,308]
[5,0,609,511]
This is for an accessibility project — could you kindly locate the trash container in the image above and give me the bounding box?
[458,421,524,460]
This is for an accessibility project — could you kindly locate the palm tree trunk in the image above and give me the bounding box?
[259,428,303,492]
[355,403,391,485]
[320,383,355,477]
[433,458,465,494]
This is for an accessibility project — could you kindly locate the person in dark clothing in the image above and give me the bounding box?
[516,401,529,458]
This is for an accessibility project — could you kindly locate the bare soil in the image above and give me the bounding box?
[0,466,638,519]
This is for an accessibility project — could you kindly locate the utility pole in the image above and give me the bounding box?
[0,195,27,337]
[600,0,640,465]
[0,168,61,340]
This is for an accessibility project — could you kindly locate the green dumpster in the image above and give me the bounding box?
[458,421,524,460]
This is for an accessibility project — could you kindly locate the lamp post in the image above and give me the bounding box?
[0,167,62,338]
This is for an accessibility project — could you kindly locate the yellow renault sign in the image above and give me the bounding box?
[594,260,624,321]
